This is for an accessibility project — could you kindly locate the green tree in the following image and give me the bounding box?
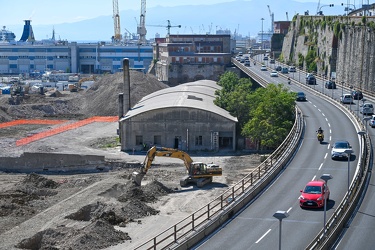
[242,84,295,149]
[215,72,253,127]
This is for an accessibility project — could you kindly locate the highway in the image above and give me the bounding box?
[193,55,363,249]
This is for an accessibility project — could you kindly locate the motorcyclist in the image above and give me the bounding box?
[317,127,323,134]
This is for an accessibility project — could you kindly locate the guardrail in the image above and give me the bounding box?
[134,107,304,250]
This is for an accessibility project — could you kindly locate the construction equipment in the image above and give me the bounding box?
[112,0,122,43]
[132,146,222,188]
[69,75,95,92]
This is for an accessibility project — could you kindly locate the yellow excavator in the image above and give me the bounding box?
[132,146,222,188]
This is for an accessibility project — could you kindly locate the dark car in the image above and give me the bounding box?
[352,90,363,100]
[296,92,306,101]
[275,66,282,71]
[325,80,336,89]
[306,75,316,85]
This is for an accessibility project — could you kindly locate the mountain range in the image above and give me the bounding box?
[7,1,346,42]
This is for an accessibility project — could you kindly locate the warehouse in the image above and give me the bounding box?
[119,80,237,152]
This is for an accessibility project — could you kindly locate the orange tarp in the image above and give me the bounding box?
[0,116,118,146]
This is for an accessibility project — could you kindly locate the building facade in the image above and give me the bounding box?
[0,42,153,75]
[153,34,234,85]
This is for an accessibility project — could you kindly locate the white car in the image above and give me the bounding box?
[331,140,353,160]
[369,115,375,128]
[260,65,267,71]
[340,94,353,104]
[270,71,278,77]
[360,103,374,115]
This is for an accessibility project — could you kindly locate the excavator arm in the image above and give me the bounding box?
[133,146,193,185]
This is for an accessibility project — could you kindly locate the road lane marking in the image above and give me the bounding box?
[255,229,271,243]
[312,175,316,181]
[319,163,323,170]
[287,207,292,213]
[324,153,328,159]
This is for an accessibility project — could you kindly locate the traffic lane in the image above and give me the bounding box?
[333,131,375,249]
[195,92,358,249]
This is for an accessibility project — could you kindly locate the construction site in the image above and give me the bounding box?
[0,68,261,249]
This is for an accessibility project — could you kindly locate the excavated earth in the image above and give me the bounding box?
[0,71,262,250]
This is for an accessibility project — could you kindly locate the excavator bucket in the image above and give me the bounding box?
[132,171,145,186]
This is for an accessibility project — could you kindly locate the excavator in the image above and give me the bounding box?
[132,146,222,188]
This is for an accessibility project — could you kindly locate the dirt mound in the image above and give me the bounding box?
[118,180,173,203]
[0,71,169,121]
[21,173,59,189]
[16,219,131,250]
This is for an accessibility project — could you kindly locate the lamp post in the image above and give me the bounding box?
[344,149,353,192]
[261,18,264,50]
[361,98,367,119]
[273,210,289,250]
[341,81,344,98]
[320,174,333,236]
[357,131,366,177]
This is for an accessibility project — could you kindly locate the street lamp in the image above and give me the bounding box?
[357,131,366,177]
[361,98,367,119]
[261,18,264,50]
[273,210,289,250]
[344,149,353,192]
[320,174,333,236]
[318,4,334,15]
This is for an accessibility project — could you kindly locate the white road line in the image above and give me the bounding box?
[312,175,316,181]
[323,113,326,117]
[324,153,328,159]
[318,108,321,112]
[328,123,331,127]
[256,229,271,243]
[287,207,292,213]
[319,163,323,170]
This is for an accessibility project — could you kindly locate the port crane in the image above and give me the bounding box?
[137,0,147,44]
[148,20,181,36]
[112,0,122,43]
[267,5,274,33]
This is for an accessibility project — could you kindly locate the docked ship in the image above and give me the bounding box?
[0,20,153,75]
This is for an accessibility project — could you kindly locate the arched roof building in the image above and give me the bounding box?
[119,80,237,151]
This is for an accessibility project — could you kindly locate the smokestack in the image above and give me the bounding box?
[122,58,131,115]
[19,20,35,42]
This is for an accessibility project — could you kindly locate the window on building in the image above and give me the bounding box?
[136,135,143,145]
[195,135,203,146]
[154,135,161,145]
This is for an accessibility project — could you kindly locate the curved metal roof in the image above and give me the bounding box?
[121,80,237,122]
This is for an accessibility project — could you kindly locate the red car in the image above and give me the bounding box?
[299,180,330,208]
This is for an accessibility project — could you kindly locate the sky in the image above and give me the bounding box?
[3,0,354,26]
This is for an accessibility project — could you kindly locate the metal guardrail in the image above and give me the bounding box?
[134,107,304,250]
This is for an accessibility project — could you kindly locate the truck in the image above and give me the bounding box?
[132,146,222,188]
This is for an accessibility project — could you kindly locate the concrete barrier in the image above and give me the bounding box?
[0,152,107,174]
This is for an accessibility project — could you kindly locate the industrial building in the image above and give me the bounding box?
[0,20,153,75]
[118,59,237,152]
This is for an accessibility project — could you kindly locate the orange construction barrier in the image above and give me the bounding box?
[0,116,118,146]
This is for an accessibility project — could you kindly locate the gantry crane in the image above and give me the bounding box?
[267,5,274,33]
[137,0,147,44]
[112,0,122,43]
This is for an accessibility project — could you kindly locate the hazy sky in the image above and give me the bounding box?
[3,0,350,25]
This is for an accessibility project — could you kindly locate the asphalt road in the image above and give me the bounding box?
[194,56,361,249]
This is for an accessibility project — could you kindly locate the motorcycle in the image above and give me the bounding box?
[317,132,324,144]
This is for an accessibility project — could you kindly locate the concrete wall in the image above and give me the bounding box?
[0,152,107,173]
[121,107,236,152]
